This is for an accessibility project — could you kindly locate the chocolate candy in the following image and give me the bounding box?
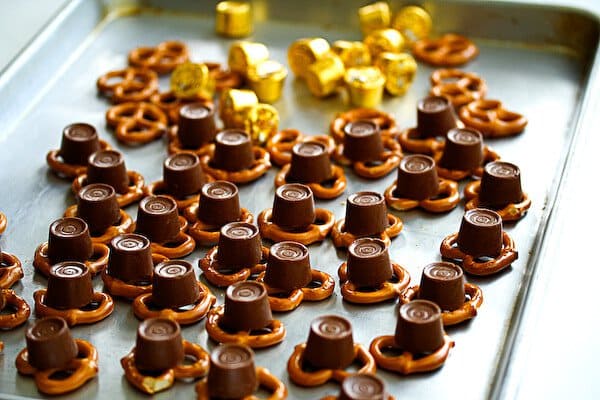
[76,183,120,234]
[392,155,439,200]
[87,150,130,194]
[303,315,355,370]
[271,184,316,231]
[287,140,332,183]
[457,208,503,258]
[222,281,272,331]
[108,234,153,284]
[177,103,217,148]
[438,128,484,170]
[152,260,200,308]
[394,300,445,354]
[264,241,312,291]
[342,120,384,162]
[0,289,5,310]
[134,317,184,371]
[345,192,388,236]
[347,238,392,287]
[207,344,258,399]
[216,222,262,270]
[213,130,255,172]
[479,161,524,208]
[417,96,457,138]
[47,217,93,264]
[45,262,94,310]
[25,317,78,370]
[340,373,387,400]
[163,152,205,198]
[418,262,465,311]
[59,123,101,165]
[197,181,241,226]
[135,196,180,244]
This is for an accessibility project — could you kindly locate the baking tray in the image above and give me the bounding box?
[0,0,598,398]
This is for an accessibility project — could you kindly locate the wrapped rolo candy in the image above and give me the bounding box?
[216,222,262,271]
[394,300,445,354]
[342,120,385,162]
[215,1,253,38]
[45,262,94,310]
[417,96,458,138]
[393,155,439,201]
[287,141,333,184]
[264,241,312,292]
[222,281,273,332]
[197,181,241,226]
[87,150,130,194]
[152,260,200,309]
[163,153,206,198]
[287,37,331,79]
[213,130,255,172]
[457,208,503,258]
[177,103,217,149]
[479,161,524,208]
[25,317,79,370]
[108,234,154,284]
[271,184,316,231]
[76,183,120,234]
[207,344,258,398]
[418,262,465,311]
[303,315,355,370]
[134,317,184,372]
[135,196,180,244]
[47,217,93,264]
[438,128,484,171]
[358,2,391,35]
[347,238,392,288]
[59,123,101,165]
[344,192,388,236]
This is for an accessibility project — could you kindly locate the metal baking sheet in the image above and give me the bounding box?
[0,0,598,398]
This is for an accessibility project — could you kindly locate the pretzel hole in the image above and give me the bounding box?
[0,303,17,317]
[49,369,76,381]
[118,109,137,118]
[80,300,102,312]
[270,292,290,299]
[306,280,322,289]
[441,76,461,84]
[142,112,159,122]
[467,81,481,91]
[160,94,178,105]
[442,86,463,95]
[122,87,142,95]
[424,44,441,52]
[159,56,175,64]
[381,344,430,360]
[106,76,125,86]
[498,112,521,123]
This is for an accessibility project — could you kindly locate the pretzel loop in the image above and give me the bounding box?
[199,246,268,287]
[97,68,158,103]
[331,214,403,248]
[144,180,213,211]
[64,206,134,244]
[196,367,288,400]
[128,41,189,74]
[102,253,167,299]
[258,208,335,245]
[106,102,168,145]
[413,34,479,67]
[384,178,460,213]
[338,262,410,304]
[0,211,6,234]
[398,127,444,155]
[267,129,336,166]
[333,137,402,179]
[167,128,215,156]
[34,290,114,326]
[46,140,111,179]
[463,180,531,221]
[330,108,399,143]
[200,146,271,184]
[186,206,255,246]
[33,242,110,277]
[72,170,145,208]
[459,99,527,137]
[0,252,24,289]
[206,62,244,92]
[151,91,213,125]
[433,145,501,180]
[0,289,30,329]
[275,164,347,200]
[149,217,195,258]
[430,68,487,108]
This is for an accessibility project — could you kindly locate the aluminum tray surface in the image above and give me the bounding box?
[0,0,598,399]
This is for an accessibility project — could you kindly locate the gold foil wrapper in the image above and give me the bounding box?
[247,60,288,103]
[358,2,391,36]
[305,53,346,98]
[220,88,259,128]
[344,66,386,108]
[287,38,331,79]
[215,1,253,38]
[332,40,372,68]
[363,28,405,59]
[170,62,214,100]
[392,5,432,44]
[243,103,279,144]
[228,41,270,77]
[375,52,417,96]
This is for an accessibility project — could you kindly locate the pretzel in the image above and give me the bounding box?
[331,136,402,179]
[433,145,501,180]
[72,170,145,208]
[144,179,216,211]
[0,289,30,329]
[397,126,445,155]
[330,108,399,143]
[399,283,483,326]
[206,62,244,92]
[275,164,347,200]
[121,340,209,395]
[459,99,528,137]
[464,180,531,221]
[128,41,189,74]
[430,68,487,108]
[258,208,335,245]
[205,306,285,349]
[384,178,460,213]
[97,67,158,103]
[196,366,287,400]
[255,269,335,312]
[105,102,168,144]
[331,214,403,248]
[200,146,271,184]
[46,140,111,179]
[369,334,454,375]
[133,282,216,325]
[412,34,478,67]
[151,91,213,125]
[16,339,98,395]
[0,211,6,234]
[33,242,110,277]
[440,231,518,276]
[338,262,410,304]
[33,290,114,326]
[167,128,215,156]
[199,246,268,288]
[64,205,134,244]
[266,129,336,166]
[0,251,24,289]
[185,204,254,246]
[287,343,376,387]
[101,253,168,299]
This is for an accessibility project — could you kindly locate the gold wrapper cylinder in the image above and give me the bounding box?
[215,1,253,38]
[220,88,259,128]
[170,62,215,100]
[228,41,270,77]
[344,66,386,108]
[363,28,405,59]
[243,103,279,144]
[358,2,391,36]
[332,40,372,68]
[375,52,417,96]
[247,60,288,103]
[392,5,432,44]
[305,53,345,98]
[287,38,331,79]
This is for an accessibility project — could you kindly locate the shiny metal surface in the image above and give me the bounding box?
[0,0,598,399]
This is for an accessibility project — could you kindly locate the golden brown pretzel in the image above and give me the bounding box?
[199,246,268,288]
[46,140,111,179]
[205,62,244,92]
[128,41,189,74]
[0,289,30,329]
[433,145,501,180]
[34,290,114,326]
[266,129,336,166]
[430,68,487,108]
[0,211,6,234]
[205,306,286,349]
[258,208,335,245]
[16,339,98,395]
[121,340,209,395]
[72,170,145,208]
[332,137,402,179]
[331,214,403,249]
[459,99,528,137]
[200,145,271,184]
[131,216,195,258]
[0,251,24,289]
[287,343,376,387]
[196,367,288,400]
[105,102,168,145]
[463,180,531,221]
[167,128,215,156]
[338,262,410,304]
[369,334,454,375]
[150,91,213,125]
[397,126,445,155]
[330,108,399,143]
[274,164,347,200]
[64,205,134,244]
[185,204,254,246]
[413,34,478,67]
[101,253,168,299]
[97,68,158,103]
[144,179,216,211]
[33,242,110,277]
[384,178,460,213]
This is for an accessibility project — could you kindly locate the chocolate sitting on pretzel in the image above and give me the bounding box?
[152,92,213,126]
[321,373,395,400]
[0,244,24,289]
[330,108,399,142]
[267,128,336,166]
[167,103,218,155]
[97,67,158,103]
[128,41,189,74]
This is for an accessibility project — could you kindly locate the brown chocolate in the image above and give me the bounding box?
[76,183,121,234]
[479,161,524,208]
[87,150,130,194]
[392,155,439,201]
[438,128,484,170]
[108,234,153,284]
[197,181,242,226]
[135,195,180,244]
[45,262,94,310]
[347,238,392,287]
[340,373,387,400]
[216,222,262,270]
[416,96,457,138]
[418,262,465,311]
[163,152,205,198]
[287,141,332,183]
[152,260,200,308]
[342,120,384,162]
[25,317,78,370]
[59,123,101,165]
[207,344,258,399]
[177,103,217,148]
[134,317,184,371]
[222,281,272,332]
[271,183,316,231]
[344,192,388,236]
[303,315,355,370]
[264,241,312,291]
[47,217,93,264]
[394,300,445,354]
[212,130,255,172]
[0,289,5,310]
[457,208,503,258]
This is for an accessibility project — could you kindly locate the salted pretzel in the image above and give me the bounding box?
[200,146,271,184]
[64,205,134,244]
[287,343,376,387]
[122,340,209,395]
[384,178,460,213]
[132,282,216,325]
[33,242,110,277]
[369,334,454,375]
[196,366,287,400]
[464,180,531,221]
[72,170,145,208]
[16,339,98,395]
[105,102,168,144]
[430,68,487,108]
[0,211,6,234]
[413,34,478,67]
[0,289,30,329]
[459,99,528,137]
[275,164,347,200]
[0,251,24,289]
[46,140,111,179]
[433,145,501,180]
[440,231,518,276]
[151,91,213,125]
[258,208,335,245]
[400,283,483,326]
[330,108,399,143]
[266,129,336,166]
[185,204,254,246]
[332,136,402,179]
[199,246,268,288]
[97,67,158,103]
[331,214,403,249]
[206,62,244,92]
[33,290,114,326]
[205,306,285,349]
[101,254,168,299]
[397,126,446,154]
[128,41,189,74]
[338,262,410,304]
